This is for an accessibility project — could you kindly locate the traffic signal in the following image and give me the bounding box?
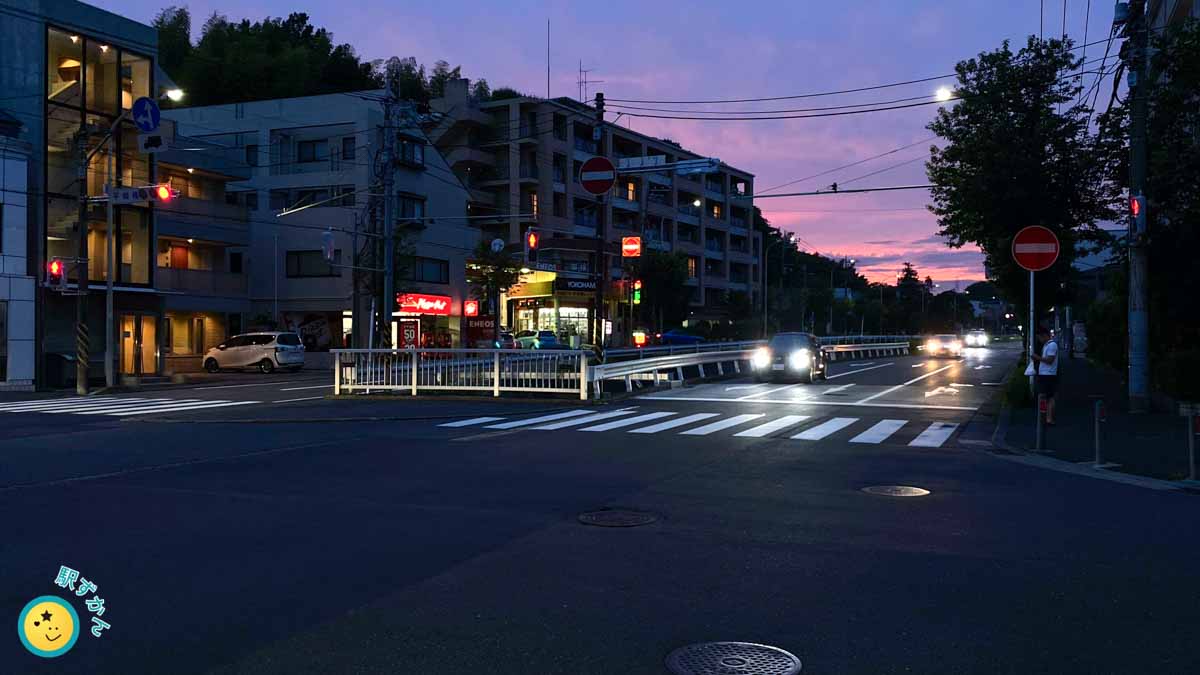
[632,279,642,305]
[524,229,539,264]
[46,258,66,289]
[1130,193,1146,234]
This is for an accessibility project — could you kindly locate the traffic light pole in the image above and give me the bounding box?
[1127,3,1150,413]
[104,137,116,388]
[381,64,399,348]
[75,129,90,395]
[593,92,606,348]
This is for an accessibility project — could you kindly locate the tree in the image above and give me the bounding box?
[489,87,527,101]
[634,249,691,331]
[153,7,191,79]
[927,36,1113,327]
[428,60,462,99]
[470,79,491,101]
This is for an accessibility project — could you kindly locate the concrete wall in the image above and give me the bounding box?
[1,138,35,389]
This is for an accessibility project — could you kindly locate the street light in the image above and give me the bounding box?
[935,86,954,102]
[763,232,795,337]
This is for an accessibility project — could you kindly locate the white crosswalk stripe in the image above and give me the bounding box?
[908,422,959,447]
[791,417,859,440]
[0,396,259,417]
[733,415,810,438]
[436,410,962,448]
[849,419,908,444]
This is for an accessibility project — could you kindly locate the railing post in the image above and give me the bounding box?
[333,351,341,396]
[493,350,501,397]
[1093,398,1104,467]
[579,353,588,401]
[410,349,418,396]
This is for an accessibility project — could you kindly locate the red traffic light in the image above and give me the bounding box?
[1130,196,1141,217]
[526,231,539,250]
[633,279,642,290]
[49,259,62,276]
[156,185,172,201]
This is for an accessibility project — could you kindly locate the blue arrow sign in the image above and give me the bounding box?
[131,96,160,133]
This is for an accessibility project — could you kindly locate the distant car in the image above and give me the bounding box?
[964,329,990,347]
[925,333,963,357]
[658,329,704,346]
[515,330,559,349]
[496,332,517,349]
[751,332,827,383]
[204,331,305,373]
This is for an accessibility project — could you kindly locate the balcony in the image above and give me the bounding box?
[157,267,247,296]
[573,137,598,154]
[157,197,250,246]
[612,194,639,211]
[444,146,496,169]
[646,171,672,186]
[705,181,726,199]
[704,241,726,260]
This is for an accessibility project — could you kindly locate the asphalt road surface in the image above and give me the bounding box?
[2,342,1198,674]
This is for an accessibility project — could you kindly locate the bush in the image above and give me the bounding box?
[1155,348,1200,402]
[1004,356,1033,408]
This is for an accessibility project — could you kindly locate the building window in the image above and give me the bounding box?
[711,203,722,219]
[297,139,322,163]
[404,256,450,284]
[687,256,698,278]
[553,114,567,141]
[398,195,425,220]
[623,180,636,201]
[245,191,259,210]
[398,137,425,167]
[229,251,243,274]
[572,160,583,184]
[342,137,356,160]
[245,144,259,167]
[529,193,538,218]
[336,185,355,207]
[553,192,566,218]
[294,188,329,207]
[270,189,289,210]
[286,250,340,277]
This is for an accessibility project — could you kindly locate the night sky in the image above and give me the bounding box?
[94,0,1106,286]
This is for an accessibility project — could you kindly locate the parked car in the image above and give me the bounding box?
[204,331,305,373]
[964,329,990,347]
[657,329,704,346]
[924,333,963,357]
[496,332,517,349]
[515,330,559,349]
[751,332,827,383]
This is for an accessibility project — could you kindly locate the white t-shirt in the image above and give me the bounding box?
[1038,340,1059,376]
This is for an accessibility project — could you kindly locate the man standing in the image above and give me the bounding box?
[1031,326,1058,425]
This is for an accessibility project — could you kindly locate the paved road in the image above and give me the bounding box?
[2,343,1198,674]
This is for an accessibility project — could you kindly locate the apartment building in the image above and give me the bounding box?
[429,80,761,345]
[0,119,34,389]
[165,92,475,349]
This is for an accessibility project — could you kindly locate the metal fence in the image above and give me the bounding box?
[333,349,588,399]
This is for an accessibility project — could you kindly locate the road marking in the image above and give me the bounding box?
[827,362,893,379]
[973,365,992,370]
[439,416,506,428]
[105,401,259,417]
[278,384,331,391]
[629,412,720,434]
[848,361,876,367]
[792,417,858,440]
[190,382,289,390]
[637,395,978,411]
[532,408,638,430]
[909,422,959,447]
[949,383,974,387]
[680,413,765,436]
[737,382,812,400]
[911,363,924,368]
[0,396,146,412]
[982,382,1002,386]
[579,411,676,432]
[66,399,192,413]
[850,419,908,444]
[925,386,960,398]
[273,396,326,403]
[725,384,771,392]
[823,383,856,395]
[485,409,596,429]
[856,364,955,404]
[733,415,810,438]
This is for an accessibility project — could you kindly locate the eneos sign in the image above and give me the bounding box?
[396,293,452,315]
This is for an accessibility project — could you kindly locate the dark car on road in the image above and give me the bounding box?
[751,332,827,383]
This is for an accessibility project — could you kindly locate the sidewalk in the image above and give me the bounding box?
[1005,354,1196,481]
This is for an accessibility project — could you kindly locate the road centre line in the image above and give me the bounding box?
[826,362,893,379]
[273,396,326,403]
[641,395,977,411]
[855,364,955,404]
[278,384,332,391]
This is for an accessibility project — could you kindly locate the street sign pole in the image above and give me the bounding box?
[1029,268,1035,395]
[1012,225,1061,400]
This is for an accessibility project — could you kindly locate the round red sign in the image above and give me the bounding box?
[579,156,616,195]
[621,236,642,257]
[1012,226,1060,272]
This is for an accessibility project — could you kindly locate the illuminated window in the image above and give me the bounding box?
[624,181,636,201]
[529,193,538,218]
[687,256,698,278]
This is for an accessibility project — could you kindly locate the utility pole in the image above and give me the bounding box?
[1126,0,1150,413]
[75,128,90,395]
[592,92,606,347]
[381,59,399,348]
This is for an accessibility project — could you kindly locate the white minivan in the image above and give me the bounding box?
[203,332,305,373]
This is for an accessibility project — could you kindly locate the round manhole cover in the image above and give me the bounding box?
[862,485,931,497]
[577,509,657,527]
[666,642,801,675]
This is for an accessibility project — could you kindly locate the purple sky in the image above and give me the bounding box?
[95,0,1106,286]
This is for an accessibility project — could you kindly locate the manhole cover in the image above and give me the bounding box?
[577,509,657,527]
[862,485,931,497]
[666,642,801,675]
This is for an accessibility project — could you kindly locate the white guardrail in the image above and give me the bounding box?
[332,338,914,400]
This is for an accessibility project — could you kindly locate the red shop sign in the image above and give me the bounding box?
[396,293,452,315]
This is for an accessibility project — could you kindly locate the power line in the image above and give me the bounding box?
[745,184,935,199]
[606,93,940,116]
[615,97,955,122]
[756,136,936,194]
[837,154,930,187]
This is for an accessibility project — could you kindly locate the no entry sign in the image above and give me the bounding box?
[1012,226,1060,272]
[621,236,642,257]
[580,156,616,195]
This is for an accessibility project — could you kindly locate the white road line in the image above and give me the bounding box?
[62,399,192,414]
[532,408,638,430]
[908,422,959,447]
[629,413,720,434]
[0,396,124,411]
[681,413,765,436]
[823,383,856,395]
[191,382,287,390]
[849,419,908,444]
[737,382,811,400]
[949,383,974,387]
[911,363,925,368]
[0,397,144,412]
[855,364,955,404]
[638,395,978,411]
[278,384,332,391]
[438,416,506,428]
[826,362,893,379]
[485,409,596,429]
[791,417,859,440]
[273,396,326,403]
[579,411,676,432]
[848,361,876,367]
[733,415,810,438]
[105,401,259,417]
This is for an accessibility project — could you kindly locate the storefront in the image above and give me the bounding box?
[505,276,597,347]
[392,293,458,347]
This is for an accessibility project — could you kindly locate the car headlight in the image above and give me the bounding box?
[979,335,988,345]
[752,348,771,369]
[925,340,940,352]
[965,335,977,346]
[789,349,810,370]
[949,341,962,351]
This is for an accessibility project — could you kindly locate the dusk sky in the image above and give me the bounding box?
[96,0,1106,287]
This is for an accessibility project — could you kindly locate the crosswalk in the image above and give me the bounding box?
[0,396,259,418]
[440,409,960,448]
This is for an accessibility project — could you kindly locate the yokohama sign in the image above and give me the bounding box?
[396,293,452,315]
